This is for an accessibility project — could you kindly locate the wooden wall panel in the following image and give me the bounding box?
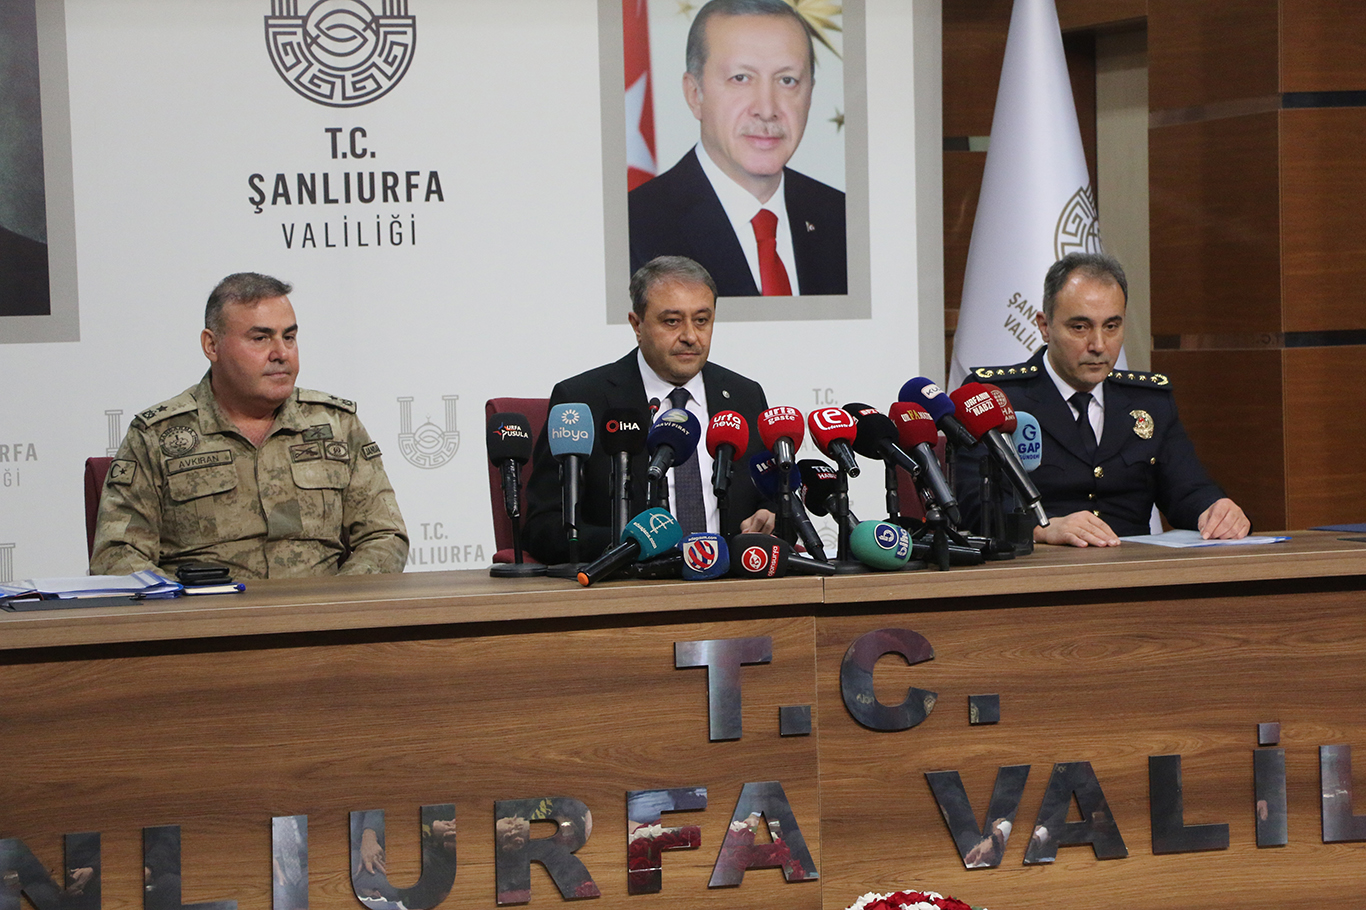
[1148,349,1285,531]
[815,587,1366,909]
[942,0,1012,138]
[1148,0,1278,111]
[1057,0,1147,31]
[0,617,822,910]
[1283,346,1366,529]
[1280,109,1366,332]
[1149,113,1281,334]
[943,152,985,312]
[1280,0,1366,92]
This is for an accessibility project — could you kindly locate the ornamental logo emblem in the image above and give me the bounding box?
[683,537,719,572]
[1054,186,1103,259]
[741,546,769,573]
[397,395,459,469]
[1130,409,1155,440]
[265,1,417,108]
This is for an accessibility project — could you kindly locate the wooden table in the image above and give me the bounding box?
[4,531,1365,909]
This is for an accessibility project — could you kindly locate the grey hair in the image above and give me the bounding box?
[630,256,718,318]
[205,272,293,333]
[1042,252,1128,320]
[685,0,816,83]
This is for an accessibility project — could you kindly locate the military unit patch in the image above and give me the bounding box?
[1131,409,1155,439]
[166,449,233,475]
[302,424,334,442]
[324,441,350,462]
[159,425,200,458]
[106,459,137,486]
[361,441,382,460]
[290,442,322,463]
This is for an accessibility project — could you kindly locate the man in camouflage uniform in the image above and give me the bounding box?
[90,273,408,578]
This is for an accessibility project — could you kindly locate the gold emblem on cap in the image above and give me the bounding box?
[1130,409,1154,440]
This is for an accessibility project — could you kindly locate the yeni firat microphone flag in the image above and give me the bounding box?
[949,0,1124,387]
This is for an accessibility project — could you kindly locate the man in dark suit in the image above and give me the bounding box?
[0,224,49,317]
[628,0,846,297]
[955,252,1249,547]
[524,256,775,564]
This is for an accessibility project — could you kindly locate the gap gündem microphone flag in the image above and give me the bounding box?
[949,0,1122,388]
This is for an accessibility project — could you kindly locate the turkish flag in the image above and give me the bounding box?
[624,0,657,190]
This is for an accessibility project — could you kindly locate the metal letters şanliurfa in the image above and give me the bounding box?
[347,805,457,910]
[625,787,707,894]
[1320,744,1366,842]
[494,797,600,905]
[708,781,819,887]
[1023,762,1128,864]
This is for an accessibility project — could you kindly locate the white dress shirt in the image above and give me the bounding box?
[694,142,801,295]
[637,350,720,533]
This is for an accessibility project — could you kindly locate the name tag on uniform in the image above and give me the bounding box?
[166,450,234,475]
[291,442,323,463]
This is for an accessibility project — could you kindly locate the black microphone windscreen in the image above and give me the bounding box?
[486,413,533,464]
[602,408,648,455]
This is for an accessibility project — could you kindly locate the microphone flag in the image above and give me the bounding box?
[949,0,1125,387]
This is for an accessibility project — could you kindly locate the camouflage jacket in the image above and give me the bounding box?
[90,374,408,579]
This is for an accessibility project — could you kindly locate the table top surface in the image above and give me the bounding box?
[4,530,1364,651]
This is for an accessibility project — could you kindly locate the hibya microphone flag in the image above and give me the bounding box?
[948,0,1120,388]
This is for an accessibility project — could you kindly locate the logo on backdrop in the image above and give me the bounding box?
[1054,187,1102,259]
[265,0,417,108]
[397,395,460,469]
[105,410,124,458]
[0,543,14,584]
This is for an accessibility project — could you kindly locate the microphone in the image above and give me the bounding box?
[983,383,1018,434]
[730,534,838,578]
[848,520,913,571]
[888,401,961,524]
[706,411,749,497]
[898,378,978,449]
[749,451,829,561]
[646,408,701,481]
[577,508,682,586]
[807,407,861,477]
[949,382,1049,527]
[602,408,648,544]
[648,397,661,419]
[1012,411,1042,472]
[757,406,804,471]
[798,459,859,527]
[680,532,730,580]
[486,412,533,519]
[547,402,595,553]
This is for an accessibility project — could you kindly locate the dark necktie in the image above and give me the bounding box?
[750,209,793,296]
[1069,391,1097,461]
[668,387,707,534]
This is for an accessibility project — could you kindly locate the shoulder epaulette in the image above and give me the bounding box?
[297,388,357,413]
[1105,369,1172,390]
[132,388,199,427]
[968,361,1039,382]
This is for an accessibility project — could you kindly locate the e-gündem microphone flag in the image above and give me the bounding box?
[949,0,1124,388]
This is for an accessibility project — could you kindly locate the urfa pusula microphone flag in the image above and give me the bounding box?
[949,0,1118,388]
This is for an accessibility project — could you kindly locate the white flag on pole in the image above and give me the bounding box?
[949,0,1117,388]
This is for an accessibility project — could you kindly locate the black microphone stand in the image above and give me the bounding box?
[775,467,794,545]
[610,450,630,545]
[489,461,546,578]
[546,455,587,579]
[976,453,1016,562]
[827,466,869,574]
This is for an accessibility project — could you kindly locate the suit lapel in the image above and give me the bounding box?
[674,151,759,296]
[1096,381,1130,462]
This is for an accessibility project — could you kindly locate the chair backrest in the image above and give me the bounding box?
[84,456,114,558]
[484,398,550,562]
[895,433,949,522]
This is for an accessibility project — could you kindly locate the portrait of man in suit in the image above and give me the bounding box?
[628,0,847,298]
[0,0,51,319]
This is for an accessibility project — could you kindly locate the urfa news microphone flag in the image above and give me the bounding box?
[949,0,1123,388]
[624,0,657,190]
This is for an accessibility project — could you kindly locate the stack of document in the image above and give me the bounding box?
[0,570,183,602]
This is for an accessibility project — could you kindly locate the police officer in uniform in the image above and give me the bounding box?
[90,273,408,577]
[955,252,1249,547]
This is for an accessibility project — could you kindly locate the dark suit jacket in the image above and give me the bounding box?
[0,225,49,317]
[524,351,770,563]
[954,347,1227,537]
[628,148,847,297]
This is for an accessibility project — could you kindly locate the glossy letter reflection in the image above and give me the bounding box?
[674,637,772,741]
[840,628,937,731]
[708,781,818,887]
[494,797,599,904]
[625,788,706,894]
[349,805,458,910]
[926,765,1030,869]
